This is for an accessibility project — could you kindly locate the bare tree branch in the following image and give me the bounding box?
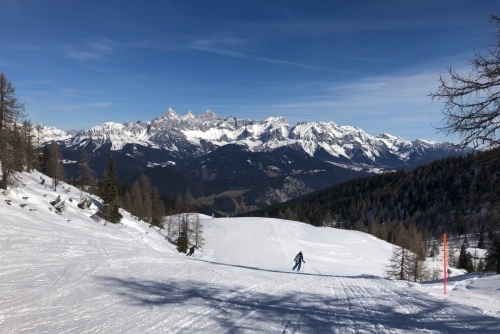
[431,15,500,150]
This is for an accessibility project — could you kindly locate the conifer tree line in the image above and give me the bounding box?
[37,143,200,230]
[248,149,500,274]
[121,174,166,227]
[38,143,198,230]
[0,73,37,190]
[0,72,195,232]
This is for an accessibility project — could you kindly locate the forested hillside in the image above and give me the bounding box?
[247,148,500,253]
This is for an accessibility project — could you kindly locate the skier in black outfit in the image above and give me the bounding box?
[186,245,196,256]
[292,251,305,271]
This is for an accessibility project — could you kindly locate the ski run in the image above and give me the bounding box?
[1,171,500,333]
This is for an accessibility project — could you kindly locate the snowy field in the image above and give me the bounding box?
[1,171,500,333]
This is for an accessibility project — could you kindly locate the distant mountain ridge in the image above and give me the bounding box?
[37,109,468,215]
[39,108,462,172]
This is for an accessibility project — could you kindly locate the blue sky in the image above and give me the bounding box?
[1,0,498,142]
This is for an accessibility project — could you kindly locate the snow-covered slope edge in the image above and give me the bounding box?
[1,171,500,333]
[0,170,394,276]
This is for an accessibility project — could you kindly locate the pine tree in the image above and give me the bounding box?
[429,242,439,258]
[476,258,485,272]
[97,154,122,224]
[50,195,66,214]
[485,236,500,274]
[448,245,457,268]
[478,224,485,249]
[458,242,474,273]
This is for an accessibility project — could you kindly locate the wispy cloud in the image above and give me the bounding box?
[256,71,440,113]
[55,102,113,111]
[65,39,116,62]
[245,70,450,140]
[187,38,325,70]
[191,37,246,49]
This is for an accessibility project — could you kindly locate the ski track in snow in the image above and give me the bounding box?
[2,231,500,333]
[1,172,500,333]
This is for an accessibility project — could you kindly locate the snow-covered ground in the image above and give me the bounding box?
[1,171,500,333]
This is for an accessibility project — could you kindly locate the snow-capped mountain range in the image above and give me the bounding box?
[38,108,461,172]
[36,109,467,214]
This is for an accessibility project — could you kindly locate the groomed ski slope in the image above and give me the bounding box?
[1,171,500,333]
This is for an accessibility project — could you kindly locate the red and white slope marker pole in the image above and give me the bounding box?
[443,233,447,295]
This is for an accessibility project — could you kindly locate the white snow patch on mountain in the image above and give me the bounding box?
[35,110,465,176]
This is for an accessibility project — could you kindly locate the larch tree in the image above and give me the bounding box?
[150,188,165,228]
[184,190,195,213]
[385,244,412,281]
[174,194,184,214]
[176,214,189,253]
[47,141,65,191]
[9,122,25,172]
[124,174,165,226]
[129,181,144,219]
[431,15,500,150]
[165,215,176,240]
[431,14,500,273]
[408,252,428,282]
[22,120,38,171]
[78,151,96,191]
[38,145,50,175]
[138,174,153,221]
[192,213,204,249]
[0,72,26,189]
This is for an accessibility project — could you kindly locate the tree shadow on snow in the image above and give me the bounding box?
[96,273,500,333]
[187,257,387,282]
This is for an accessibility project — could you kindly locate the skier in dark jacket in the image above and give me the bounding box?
[292,251,305,271]
[187,245,196,256]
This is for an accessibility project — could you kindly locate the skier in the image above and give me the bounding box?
[186,245,196,256]
[292,251,305,271]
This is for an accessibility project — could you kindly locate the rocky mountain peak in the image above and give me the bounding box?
[37,109,467,173]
